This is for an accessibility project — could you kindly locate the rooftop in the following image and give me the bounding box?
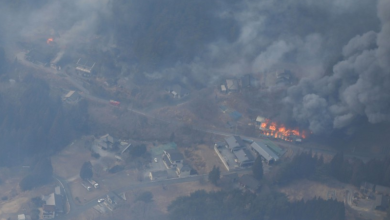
[225,136,244,150]
[65,91,75,98]
[251,141,279,162]
[233,149,253,163]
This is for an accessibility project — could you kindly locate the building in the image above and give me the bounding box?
[233,148,255,167]
[225,79,239,92]
[176,163,192,177]
[41,186,65,219]
[63,91,80,103]
[375,195,390,211]
[163,149,184,168]
[96,134,116,150]
[75,58,95,75]
[149,170,168,181]
[239,174,261,193]
[17,214,26,220]
[220,85,227,93]
[255,116,266,128]
[225,136,245,152]
[42,205,56,219]
[54,186,64,214]
[251,141,279,164]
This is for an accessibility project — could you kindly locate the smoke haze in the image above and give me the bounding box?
[0,0,388,134]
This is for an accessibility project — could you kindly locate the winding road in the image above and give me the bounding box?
[14,51,384,219]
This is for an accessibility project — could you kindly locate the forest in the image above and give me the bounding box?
[168,190,345,220]
[0,75,89,167]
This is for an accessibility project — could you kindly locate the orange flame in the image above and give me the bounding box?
[260,119,308,141]
[47,38,54,44]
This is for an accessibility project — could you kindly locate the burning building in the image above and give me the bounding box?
[259,119,307,142]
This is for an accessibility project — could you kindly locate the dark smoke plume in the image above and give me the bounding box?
[283,0,390,134]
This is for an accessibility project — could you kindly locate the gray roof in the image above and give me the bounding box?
[55,194,64,212]
[251,141,279,162]
[226,79,239,90]
[225,136,244,150]
[233,149,254,163]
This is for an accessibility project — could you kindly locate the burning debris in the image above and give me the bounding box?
[46,38,54,45]
[259,119,308,142]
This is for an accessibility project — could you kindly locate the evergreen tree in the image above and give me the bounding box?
[208,166,220,185]
[80,161,93,180]
[252,156,263,180]
[330,152,344,180]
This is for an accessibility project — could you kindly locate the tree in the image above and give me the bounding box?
[20,158,53,191]
[80,161,93,180]
[330,152,344,180]
[208,166,220,185]
[135,191,153,203]
[129,144,147,158]
[252,156,264,180]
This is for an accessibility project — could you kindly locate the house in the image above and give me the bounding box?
[255,116,266,128]
[251,141,279,164]
[176,163,192,177]
[41,186,65,219]
[225,79,239,92]
[42,204,56,219]
[163,149,184,168]
[17,214,26,220]
[239,174,261,193]
[63,91,80,103]
[149,170,168,181]
[225,136,245,151]
[220,85,227,93]
[233,149,255,167]
[54,186,64,214]
[97,134,117,150]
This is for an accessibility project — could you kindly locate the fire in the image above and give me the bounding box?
[47,38,54,45]
[269,122,277,131]
[259,119,308,142]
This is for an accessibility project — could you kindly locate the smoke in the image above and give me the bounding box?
[0,0,111,50]
[0,0,387,134]
[283,0,390,133]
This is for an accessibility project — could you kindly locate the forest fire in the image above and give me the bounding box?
[46,38,54,45]
[260,119,307,142]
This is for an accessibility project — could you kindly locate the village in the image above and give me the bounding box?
[0,33,388,220]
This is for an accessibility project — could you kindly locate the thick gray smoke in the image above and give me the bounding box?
[0,0,387,134]
[283,0,390,133]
